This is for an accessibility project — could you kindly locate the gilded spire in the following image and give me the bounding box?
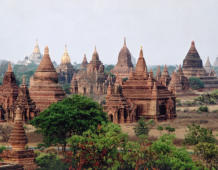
[61,44,71,64]
[7,62,13,72]
[33,39,40,54]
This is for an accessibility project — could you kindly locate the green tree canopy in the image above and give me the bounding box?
[31,95,108,151]
[189,77,204,90]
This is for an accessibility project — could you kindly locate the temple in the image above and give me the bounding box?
[182,41,218,88]
[0,63,19,121]
[111,38,134,79]
[71,47,109,101]
[18,40,42,65]
[29,46,65,112]
[104,47,176,123]
[56,45,75,84]
[0,108,36,169]
[168,65,189,95]
[159,65,171,87]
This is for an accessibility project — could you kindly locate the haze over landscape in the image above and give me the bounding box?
[1,0,218,65]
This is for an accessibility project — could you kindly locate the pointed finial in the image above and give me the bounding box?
[22,75,26,85]
[7,62,12,72]
[44,46,49,55]
[94,46,97,52]
[15,107,23,122]
[124,37,126,46]
[139,46,143,58]
[191,40,195,46]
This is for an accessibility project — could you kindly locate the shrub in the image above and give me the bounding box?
[0,125,12,142]
[134,118,154,138]
[165,126,175,133]
[189,77,204,90]
[184,124,216,145]
[35,152,68,170]
[198,105,208,112]
[194,142,218,169]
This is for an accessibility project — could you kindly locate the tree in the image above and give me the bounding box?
[184,124,216,145]
[31,95,108,152]
[189,77,204,90]
[67,123,129,169]
[194,142,218,169]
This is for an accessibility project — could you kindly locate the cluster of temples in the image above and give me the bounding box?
[0,39,218,124]
[0,46,65,122]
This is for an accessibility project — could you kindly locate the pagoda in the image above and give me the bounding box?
[56,45,75,84]
[111,38,134,79]
[29,46,65,112]
[104,47,176,123]
[182,41,218,88]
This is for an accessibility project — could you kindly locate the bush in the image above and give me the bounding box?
[189,77,204,90]
[194,142,218,169]
[35,152,68,170]
[134,118,154,138]
[184,124,216,145]
[0,125,12,142]
[198,105,208,112]
[165,126,175,133]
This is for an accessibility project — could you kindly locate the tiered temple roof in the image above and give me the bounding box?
[111,38,134,79]
[104,47,176,123]
[30,46,65,112]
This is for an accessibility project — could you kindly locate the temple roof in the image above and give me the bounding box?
[36,46,56,72]
[81,54,88,68]
[116,38,133,67]
[61,45,71,65]
[205,57,212,67]
[183,41,203,68]
[135,47,147,73]
[91,46,99,61]
[2,62,17,86]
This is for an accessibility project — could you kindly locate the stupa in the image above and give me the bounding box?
[0,107,36,170]
[159,65,171,87]
[104,47,176,123]
[182,41,218,88]
[29,46,65,112]
[56,45,75,84]
[111,38,134,79]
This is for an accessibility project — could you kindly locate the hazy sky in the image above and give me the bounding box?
[1,0,218,65]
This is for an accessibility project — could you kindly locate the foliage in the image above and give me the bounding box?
[67,123,129,169]
[134,118,154,138]
[122,77,128,82]
[198,105,209,112]
[165,126,175,133]
[157,125,164,131]
[0,124,12,142]
[195,93,216,105]
[194,142,218,169]
[31,95,107,152]
[104,64,114,73]
[35,152,68,170]
[61,83,71,94]
[184,124,216,145]
[189,77,204,90]
[144,134,199,170]
[13,63,38,85]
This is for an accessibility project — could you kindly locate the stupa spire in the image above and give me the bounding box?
[92,46,99,61]
[124,37,126,46]
[36,46,55,72]
[33,39,40,54]
[61,44,71,64]
[135,47,147,73]
[7,62,13,72]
